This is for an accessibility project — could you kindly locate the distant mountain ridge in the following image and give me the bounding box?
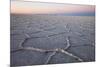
[11,12,95,16]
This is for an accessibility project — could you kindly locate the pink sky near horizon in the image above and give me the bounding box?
[11,1,95,14]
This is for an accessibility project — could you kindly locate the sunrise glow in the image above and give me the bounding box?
[11,1,95,15]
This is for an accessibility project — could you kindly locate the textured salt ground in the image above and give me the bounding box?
[10,14,95,66]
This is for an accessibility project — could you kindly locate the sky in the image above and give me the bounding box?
[11,0,95,16]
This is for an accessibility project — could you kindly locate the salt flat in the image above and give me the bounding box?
[10,14,95,66]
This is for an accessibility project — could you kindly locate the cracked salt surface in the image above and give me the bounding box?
[10,14,95,66]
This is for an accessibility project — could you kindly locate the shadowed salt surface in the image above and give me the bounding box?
[10,14,95,66]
